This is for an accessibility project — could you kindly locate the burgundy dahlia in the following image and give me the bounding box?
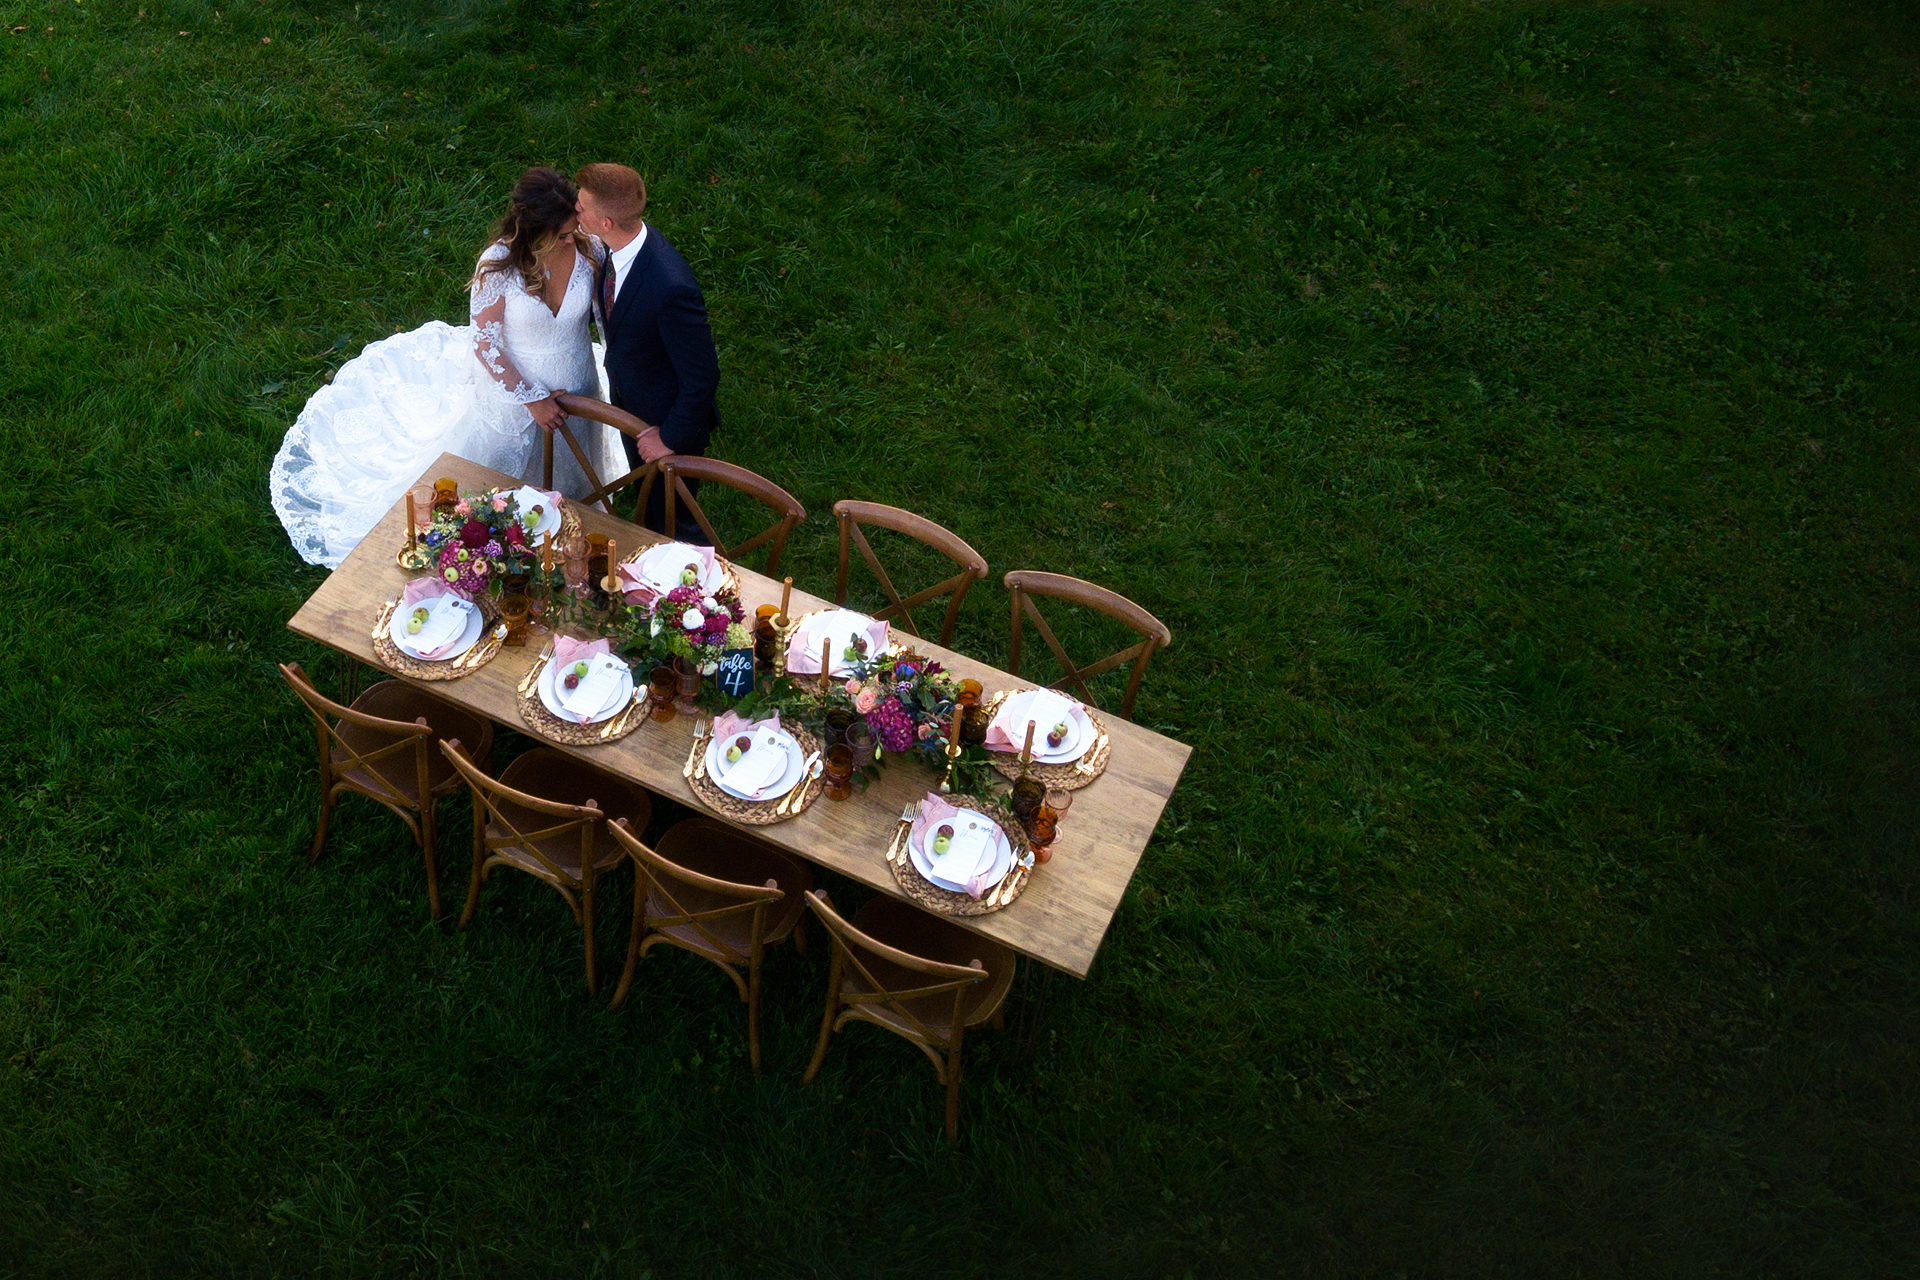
[866,696,914,753]
[459,519,491,547]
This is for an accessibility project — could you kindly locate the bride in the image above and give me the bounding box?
[270,167,626,569]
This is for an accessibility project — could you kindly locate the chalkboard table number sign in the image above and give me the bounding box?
[715,648,755,699]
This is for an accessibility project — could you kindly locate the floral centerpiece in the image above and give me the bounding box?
[419,489,544,596]
[843,645,962,763]
[617,580,751,675]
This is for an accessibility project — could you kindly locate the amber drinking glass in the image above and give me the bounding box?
[824,708,855,748]
[432,477,458,513]
[648,666,678,722]
[823,745,855,801]
[499,594,531,647]
[753,604,780,669]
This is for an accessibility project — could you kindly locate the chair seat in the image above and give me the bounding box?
[648,820,812,958]
[843,896,1016,1040]
[487,749,652,882]
[331,682,493,801]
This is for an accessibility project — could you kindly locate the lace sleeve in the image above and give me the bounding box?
[470,245,550,404]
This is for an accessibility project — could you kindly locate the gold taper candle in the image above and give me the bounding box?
[778,576,792,625]
[405,492,417,549]
[820,636,832,692]
[603,537,618,593]
[542,532,553,573]
[952,700,965,749]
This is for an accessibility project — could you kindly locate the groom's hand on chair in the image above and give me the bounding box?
[528,395,566,432]
[636,426,672,464]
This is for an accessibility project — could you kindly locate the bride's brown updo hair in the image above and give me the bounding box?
[476,166,585,294]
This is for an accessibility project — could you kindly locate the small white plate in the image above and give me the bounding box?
[910,810,1012,893]
[538,653,633,724]
[631,542,725,597]
[506,487,562,543]
[991,691,1092,763]
[390,597,481,661]
[706,729,804,802]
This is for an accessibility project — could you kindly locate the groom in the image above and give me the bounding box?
[574,162,718,542]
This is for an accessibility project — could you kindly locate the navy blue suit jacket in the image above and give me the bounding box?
[597,227,720,457]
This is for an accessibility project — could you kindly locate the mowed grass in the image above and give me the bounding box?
[3,0,1918,1273]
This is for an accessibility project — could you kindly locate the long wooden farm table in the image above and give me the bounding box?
[286,453,1192,978]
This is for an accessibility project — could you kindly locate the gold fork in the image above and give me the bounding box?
[518,640,555,696]
[884,802,918,865]
[369,597,398,643]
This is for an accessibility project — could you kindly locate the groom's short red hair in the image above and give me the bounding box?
[576,163,646,231]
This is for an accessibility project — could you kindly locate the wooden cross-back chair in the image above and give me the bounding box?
[803,890,1015,1141]
[439,742,651,997]
[832,501,988,648]
[1003,571,1174,722]
[607,819,812,1063]
[633,456,806,577]
[277,663,494,921]
[545,393,649,515]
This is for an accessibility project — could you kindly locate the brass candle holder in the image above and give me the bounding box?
[771,613,797,679]
[937,702,965,794]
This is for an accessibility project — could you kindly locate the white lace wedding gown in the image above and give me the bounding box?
[270,238,627,569]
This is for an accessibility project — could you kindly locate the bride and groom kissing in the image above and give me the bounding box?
[270,163,717,569]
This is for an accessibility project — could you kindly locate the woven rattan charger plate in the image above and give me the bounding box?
[369,595,505,681]
[396,501,584,572]
[979,690,1112,791]
[514,643,650,746]
[884,798,1035,917]
[616,544,741,600]
[686,723,826,826]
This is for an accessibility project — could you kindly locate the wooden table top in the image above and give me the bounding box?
[286,453,1192,978]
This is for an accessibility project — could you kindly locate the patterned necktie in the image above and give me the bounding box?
[601,254,618,329]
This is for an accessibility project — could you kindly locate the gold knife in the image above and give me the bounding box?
[682,720,708,779]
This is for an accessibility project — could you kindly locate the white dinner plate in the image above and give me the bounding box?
[631,542,725,596]
[910,810,1012,893]
[705,729,805,802]
[389,596,482,661]
[991,690,1093,763]
[538,653,634,724]
[788,609,887,677]
[506,487,562,543]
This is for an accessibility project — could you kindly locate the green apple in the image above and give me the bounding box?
[725,745,743,764]
[679,566,698,586]
[406,618,423,635]
[572,661,590,677]
[932,834,952,854]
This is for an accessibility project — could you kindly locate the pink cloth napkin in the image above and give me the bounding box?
[985,688,1089,754]
[397,577,473,659]
[786,612,890,676]
[618,542,718,607]
[553,634,610,665]
[909,792,1000,898]
[709,710,784,797]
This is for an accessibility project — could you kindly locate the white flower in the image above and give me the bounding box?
[699,660,718,675]
[649,614,663,637]
[700,594,718,612]
[681,607,706,631]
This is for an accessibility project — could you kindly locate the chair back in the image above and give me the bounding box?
[608,820,782,964]
[804,890,985,1049]
[634,455,806,577]
[439,739,605,887]
[832,501,988,647]
[278,663,430,810]
[1002,571,1174,721]
[546,394,652,514]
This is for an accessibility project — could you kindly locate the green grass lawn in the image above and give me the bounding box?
[4,0,1918,1273]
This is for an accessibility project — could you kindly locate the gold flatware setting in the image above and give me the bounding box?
[369,597,398,643]
[1075,732,1109,773]
[684,720,710,780]
[775,752,822,816]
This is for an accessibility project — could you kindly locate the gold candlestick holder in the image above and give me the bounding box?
[771,615,797,679]
[937,739,963,794]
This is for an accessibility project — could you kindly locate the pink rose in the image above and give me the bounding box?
[492,494,509,512]
[853,688,879,714]
[453,500,472,517]
[917,724,933,741]
[844,679,862,696]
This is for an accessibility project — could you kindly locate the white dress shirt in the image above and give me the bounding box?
[606,222,649,306]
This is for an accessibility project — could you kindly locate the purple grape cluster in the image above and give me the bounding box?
[865,695,915,753]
